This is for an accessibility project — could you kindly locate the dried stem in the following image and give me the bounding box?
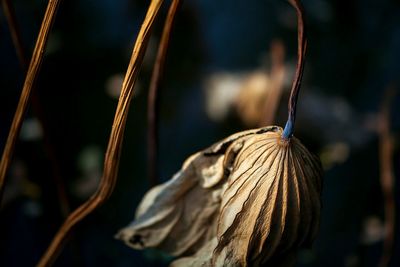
[1,0,70,217]
[0,0,61,203]
[260,40,286,126]
[378,88,396,267]
[1,0,28,67]
[36,0,164,266]
[282,0,307,139]
[147,0,182,187]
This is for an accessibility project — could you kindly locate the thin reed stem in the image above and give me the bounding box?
[1,0,28,67]
[37,0,164,266]
[147,0,182,187]
[1,0,70,217]
[378,87,396,267]
[0,0,62,203]
[282,0,307,139]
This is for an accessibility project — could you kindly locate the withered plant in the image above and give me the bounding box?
[0,0,325,266]
[117,0,323,266]
[0,0,165,265]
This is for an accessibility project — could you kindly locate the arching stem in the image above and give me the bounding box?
[282,0,307,139]
[147,0,182,187]
[37,1,164,265]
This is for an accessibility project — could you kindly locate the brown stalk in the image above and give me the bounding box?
[0,0,62,203]
[282,0,307,139]
[147,0,182,187]
[1,0,70,216]
[378,88,396,267]
[36,0,164,266]
[260,40,286,126]
[1,0,28,67]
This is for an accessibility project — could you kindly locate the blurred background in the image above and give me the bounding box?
[1,0,400,266]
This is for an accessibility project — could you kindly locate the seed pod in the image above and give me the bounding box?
[117,126,322,267]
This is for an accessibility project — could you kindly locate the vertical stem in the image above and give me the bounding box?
[378,88,396,267]
[1,0,70,217]
[147,0,182,187]
[0,0,62,203]
[1,0,28,67]
[282,0,307,139]
[37,0,164,266]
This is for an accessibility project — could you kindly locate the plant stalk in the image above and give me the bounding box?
[0,0,62,203]
[147,0,182,187]
[37,0,164,266]
[282,0,307,139]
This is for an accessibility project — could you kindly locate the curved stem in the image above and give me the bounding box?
[147,0,182,187]
[282,0,307,139]
[36,1,164,266]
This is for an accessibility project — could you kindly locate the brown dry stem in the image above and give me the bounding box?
[1,0,70,217]
[378,88,396,267]
[36,0,164,266]
[0,0,61,203]
[1,0,28,67]
[282,0,307,139]
[147,0,182,187]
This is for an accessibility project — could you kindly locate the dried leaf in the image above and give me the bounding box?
[118,126,322,267]
[213,127,322,266]
[170,238,218,267]
[116,127,274,254]
[117,151,226,256]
